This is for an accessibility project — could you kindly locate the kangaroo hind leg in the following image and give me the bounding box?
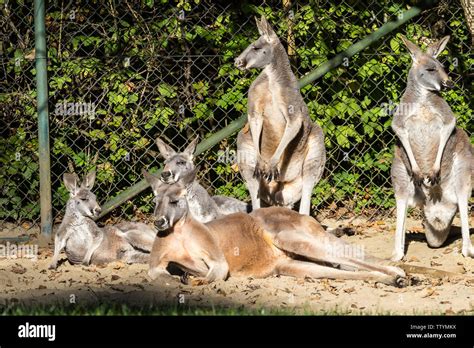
[273,229,406,286]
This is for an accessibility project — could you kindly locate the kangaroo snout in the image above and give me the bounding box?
[154,216,168,230]
[442,79,454,89]
[234,57,245,70]
[93,206,102,217]
[160,170,173,182]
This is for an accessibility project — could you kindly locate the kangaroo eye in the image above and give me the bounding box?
[177,161,186,166]
[426,68,436,72]
[169,200,179,205]
[253,46,261,50]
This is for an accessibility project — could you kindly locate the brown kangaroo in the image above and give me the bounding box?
[235,16,326,215]
[143,172,407,287]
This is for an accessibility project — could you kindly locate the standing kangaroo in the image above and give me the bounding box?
[391,35,473,261]
[235,16,326,215]
[144,179,407,287]
[49,172,156,269]
[153,137,250,222]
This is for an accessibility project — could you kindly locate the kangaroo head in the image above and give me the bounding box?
[143,168,198,231]
[235,15,279,70]
[155,137,198,184]
[63,171,101,218]
[400,35,454,92]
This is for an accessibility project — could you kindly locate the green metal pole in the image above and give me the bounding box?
[97,4,429,219]
[34,0,52,237]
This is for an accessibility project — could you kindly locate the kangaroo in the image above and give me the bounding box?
[235,16,326,215]
[48,171,156,269]
[154,137,250,222]
[144,178,407,287]
[391,35,473,261]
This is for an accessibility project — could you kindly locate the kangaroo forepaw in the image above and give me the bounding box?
[411,171,424,186]
[263,165,279,182]
[253,159,267,179]
[427,169,440,185]
[253,159,279,182]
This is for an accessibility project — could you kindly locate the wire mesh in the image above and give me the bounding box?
[0,0,472,231]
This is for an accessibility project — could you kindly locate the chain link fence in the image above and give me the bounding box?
[1,0,472,232]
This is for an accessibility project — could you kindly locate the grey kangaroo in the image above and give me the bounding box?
[49,171,156,269]
[391,35,473,261]
[144,179,407,287]
[235,16,326,215]
[154,137,250,222]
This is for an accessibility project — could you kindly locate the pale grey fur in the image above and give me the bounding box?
[48,172,156,269]
[154,137,250,223]
[391,35,473,260]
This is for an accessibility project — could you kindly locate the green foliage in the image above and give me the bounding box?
[1,0,472,221]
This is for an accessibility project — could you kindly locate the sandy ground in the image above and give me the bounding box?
[0,216,473,315]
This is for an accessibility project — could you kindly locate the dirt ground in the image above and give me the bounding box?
[0,215,473,315]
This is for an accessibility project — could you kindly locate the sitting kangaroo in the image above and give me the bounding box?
[49,171,156,269]
[153,136,250,222]
[391,35,473,261]
[235,16,326,215]
[144,176,407,287]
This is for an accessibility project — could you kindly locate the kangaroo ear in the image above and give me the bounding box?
[142,169,162,196]
[180,166,199,186]
[426,35,450,58]
[81,171,96,190]
[155,137,176,160]
[259,15,277,42]
[64,173,80,195]
[400,35,422,62]
[255,16,263,35]
[183,137,199,159]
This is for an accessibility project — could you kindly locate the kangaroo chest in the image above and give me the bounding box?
[405,105,443,173]
[64,223,94,263]
[259,89,287,155]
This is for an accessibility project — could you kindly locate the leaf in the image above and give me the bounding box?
[158,84,177,98]
[11,264,27,274]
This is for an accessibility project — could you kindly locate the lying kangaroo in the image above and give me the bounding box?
[154,136,250,222]
[49,171,156,269]
[391,35,473,261]
[235,16,326,215]
[144,179,407,287]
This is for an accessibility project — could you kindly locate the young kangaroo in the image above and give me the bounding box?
[49,172,156,269]
[144,178,407,287]
[154,137,250,222]
[391,35,473,261]
[235,16,326,215]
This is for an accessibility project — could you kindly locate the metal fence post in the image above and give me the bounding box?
[34,0,52,237]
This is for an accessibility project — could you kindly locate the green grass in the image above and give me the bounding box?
[1,303,362,316]
[2,303,463,316]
